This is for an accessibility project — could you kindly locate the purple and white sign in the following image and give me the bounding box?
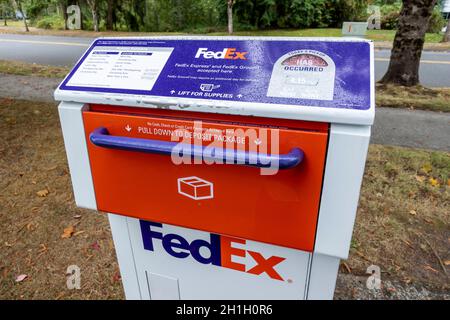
[59,38,372,111]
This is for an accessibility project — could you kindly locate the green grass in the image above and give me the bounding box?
[0,20,25,27]
[208,28,445,43]
[0,60,70,78]
[350,144,449,290]
[376,84,450,112]
[1,22,446,44]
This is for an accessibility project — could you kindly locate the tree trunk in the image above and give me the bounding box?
[87,0,99,32]
[443,19,450,42]
[227,0,234,35]
[60,2,68,30]
[92,11,98,32]
[74,0,83,30]
[380,0,437,86]
[106,0,114,31]
[18,1,28,32]
[1,5,7,26]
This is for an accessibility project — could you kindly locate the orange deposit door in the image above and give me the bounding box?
[83,105,329,252]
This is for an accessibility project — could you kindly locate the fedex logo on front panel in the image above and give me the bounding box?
[140,220,286,281]
[195,48,248,60]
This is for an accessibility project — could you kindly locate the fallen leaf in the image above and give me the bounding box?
[36,189,49,197]
[409,210,417,216]
[61,226,75,239]
[444,260,450,266]
[90,241,100,250]
[415,175,426,183]
[429,177,439,187]
[112,271,121,282]
[73,231,85,236]
[15,274,28,282]
[342,262,352,274]
[424,265,438,273]
[421,163,432,174]
[447,179,450,187]
[73,215,82,219]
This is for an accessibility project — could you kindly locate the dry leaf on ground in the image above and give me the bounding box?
[36,189,49,197]
[415,175,426,183]
[421,163,432,173]
[61,226,75,239]
[429,177,440,187]
[15,274,28,282]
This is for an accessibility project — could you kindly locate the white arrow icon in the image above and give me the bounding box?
[170,90,176,94]
[254,138,262,145]
[237,94,243,98]
[125,125,132,132]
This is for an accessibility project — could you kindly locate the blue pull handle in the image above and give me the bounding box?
[89,127,303,169]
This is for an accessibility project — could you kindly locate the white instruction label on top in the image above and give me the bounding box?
[66,46,173,91]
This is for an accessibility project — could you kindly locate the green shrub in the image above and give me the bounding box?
[380,3,446,33]
[427,8,447,33]
[34,15,65,30]
[380,3,401,30]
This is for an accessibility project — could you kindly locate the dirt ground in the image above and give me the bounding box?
[0,98,448,299]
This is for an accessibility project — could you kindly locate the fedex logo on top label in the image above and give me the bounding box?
[195,48,248,60]
[140,220,286,281]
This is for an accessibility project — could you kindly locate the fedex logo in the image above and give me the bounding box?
[195,48,248,60]
[140,220,285,281]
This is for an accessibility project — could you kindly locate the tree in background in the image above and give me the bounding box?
[12,0,29,31]
[106,0,116,31]
[0,0,9,25]
[86,0,98,31]
[227,0,234,34]
[443,18,450,42]
[231,0,367,30]
[6,0,375,33]
[57,0,69,30]
[380,0,438,86]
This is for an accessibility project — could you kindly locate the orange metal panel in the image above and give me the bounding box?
[82,108,329,251]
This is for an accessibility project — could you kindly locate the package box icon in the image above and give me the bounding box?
[177,176,214,200]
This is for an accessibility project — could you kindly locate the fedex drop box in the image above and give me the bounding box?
[55,36,374,300]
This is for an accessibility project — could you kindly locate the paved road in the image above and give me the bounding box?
[371,108,450,151]
[1,73,448,151]
[1,34,450,87]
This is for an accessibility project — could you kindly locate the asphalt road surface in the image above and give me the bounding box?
[1,34,450,87]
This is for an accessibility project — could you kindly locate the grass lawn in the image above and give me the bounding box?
[1,23,448,46]
[0,60,69,78]
[0,98,448,299]
[376,84,450,113]
[209,28,445,43]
